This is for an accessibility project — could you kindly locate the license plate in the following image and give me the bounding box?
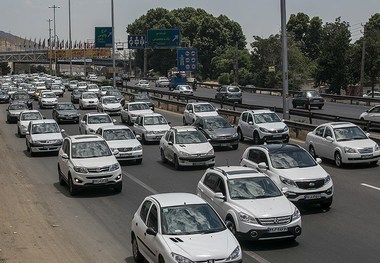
[93,179,108,184]
[193,162,205,166]
[268,227,288,233]
[120,153,132,157]
[220,143,230,146]
[361,154,373,159]
[305,194,321,200]
[272,134,282,138]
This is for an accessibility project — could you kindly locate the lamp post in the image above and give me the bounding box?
[111,0,116,88]
[280,0,289,120]
[68,0,72,77]
[49,4,60,76]
[47,19,53,75]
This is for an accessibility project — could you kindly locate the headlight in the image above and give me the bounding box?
[209,134,218,139]
[292,207,301,221]
[259,127,269,133]
[232,132,238,138]
[226,246,241,261]
[171,253,194,263]
[284,126,289,132]
[146,131,155,134]
[375,144,380,151]
[109,163,120,171]
[179,151,191,157]
[279,176,297,187]
[74,166,88,173]
[239,212,257,224]
[207,148,214,155]
[133,145,142,151]
[344,147,357,153]
[324,175,331,184]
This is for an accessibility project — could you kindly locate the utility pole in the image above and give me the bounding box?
[280,0,290,120]
[68,0,73,77]
[111,0,116,88]
[360,24,366,96]
[49,4,60,76]
[234,42,238,84]
[47,19,53,75]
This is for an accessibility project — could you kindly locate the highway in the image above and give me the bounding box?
[1,88,380,263]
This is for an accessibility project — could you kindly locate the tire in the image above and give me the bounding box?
[26,141,30,152]
[334,151,343,167]
[369,160,378,166]
[114,182,122,193]
[225,218,237,236]
[127,116,132,126]
[320,198,332,209]
[174,154,181,170]
[183,117,187,126]
[17,127,21,137]
[135,158,142,165]
[121,114,126,123]
[232,144,239,150]
[309,145,317,159]
[253,132,262,145]
[158,255,165,263]
[160,149,167,163]
[141,135,146,144]
[58,166,65,186]
[68,176,78,196]
[238,129,244,142]
[132,235,144,263]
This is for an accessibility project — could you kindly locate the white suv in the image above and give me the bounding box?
[197,166,302,241]
[57,134,122,196]
[237,109,289,144]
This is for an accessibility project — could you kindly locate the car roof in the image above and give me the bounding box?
[85,112,110,117]
[67,134,104,143]
[172,126,197,132]
[101,125,132,131]
[57,102,74,105]
[246,143,303,154]
[188,102,212,106]
[101,96,116,99]
[244,109,274,114]
[30,119,57,125]
[127,102,149,105]
[324,122,357,128]
[211,166,266,179]
[141,113,164,117]
[20,110,41,114]
[150,193,206,207]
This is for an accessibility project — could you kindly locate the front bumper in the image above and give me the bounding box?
[144,132,166,142]
[342,152,380,164]
[178,155,215,167]
[210,138,239,147]
[261,132,289,143]
[284,186,334,204]
[70,170,122,189]
[237,224,302,241]
[57,115,80,123]
[115,150,143,161]
[30,142,62,153]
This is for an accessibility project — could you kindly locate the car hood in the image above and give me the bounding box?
[72,155,117,167]
[82,98,98,102]
[87,123,114,131]
[41,98,57,101]
[106,139,140,149]
[144,124,170,132]
[272,164,328,181]
[103,103,122,109]
[257,122,287,130]
[162,230,238,260]
[56,110,78,115]
[9,109,26,115]
[19,120,32,127]
[175,143,213,154]
[195,112,219,118]
[130,109,153,115]
[230,196,294,217]
[336,138,378,148]
[206,127,236,136]
[31,133,63,141]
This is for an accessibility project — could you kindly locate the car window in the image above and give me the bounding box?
[228,177,282,199]
[203,173,219,191]
[88,115,112,124]
[254,113,281,124]
[215,177,226,195]
[57,104,75,110]
[31,123,60,134]
[168,131,174,143]
[175,130,207,144]
[247,113,253,123]
[140,200,152,223]
[144,116,167,125]
[146,205,158,232]
[103,129,135,141]
[71,141,111,158]
[269,148,317,169]
[161,204,225,235]
[324,128,333,138]
[193,104,215,113]
[248,149,268,165]
[333,126,367,141]
[315,126,325,137]
[21,112,42,120]
[204,117,231,129]
[129,103,149,111]
[241,112,248,122]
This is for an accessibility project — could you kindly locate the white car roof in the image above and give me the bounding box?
[101,125,132,131]
[211,166,265,179]
[30,119,57,125]
[85,112,110,117]
[68,134,104,143]
[324,122,357,128]
[172,126,197,132]
[149,193,206,207]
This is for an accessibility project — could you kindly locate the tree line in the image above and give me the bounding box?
[127,8,380,95]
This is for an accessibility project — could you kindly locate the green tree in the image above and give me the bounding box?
[364,13,380,96]
[0,62,11,75]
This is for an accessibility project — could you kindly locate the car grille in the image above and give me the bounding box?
[258,215,291,226]
[268,128,286,133]
[87,166,110,173]
[118,147,132,152]
[296,179,325,189]
[358,147,373,154]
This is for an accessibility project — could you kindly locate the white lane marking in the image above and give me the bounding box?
[124,172,271,263]
[123,172,159,194]
[361,183,380,191]
[244,250,272,263]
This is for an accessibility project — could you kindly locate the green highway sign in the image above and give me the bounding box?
[147,29,180,48]
[95,27,112,48]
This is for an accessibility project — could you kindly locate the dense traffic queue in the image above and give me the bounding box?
[1,73,380,263]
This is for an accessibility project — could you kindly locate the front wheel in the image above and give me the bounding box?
[132,235,144,263]
[68,176,78,196]
[182,117,187,126]
[309,145,317,159]
[238,129,244,142]
[174,154,181,170]
[253,132,262,145]
[160,149,167,163]
[334,151,343,167]
[225,218,237,236]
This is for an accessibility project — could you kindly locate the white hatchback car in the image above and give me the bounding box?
[38,91,58,108]
[197,166,302,241]
[121,102,154,125]
[237,109,289,144]
[159,126,215,169]
[17,110,43,137]
[95,125,143,164]
[26,119,64,156]
[183,102,219,125]
[131,193,242,263]
[57,134,122,195]
[135,79,150,88]
[79,91,99,109]
[133,113,171,144]
[305,122,380,167]
[359,105,380,123]
[79,112,115,134]
[96,96,122,115]
[240,144,334,208]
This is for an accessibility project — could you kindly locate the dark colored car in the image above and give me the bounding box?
[71,89,83,104]
[115,76,123,86]
[215,85,242,103]
[192,115,239,150]
[121,73,130,81]
[105,90,125,106]
[0,90,10,103]
[10,92,33,109]
[292,90,325,109]
[130,92,154,111]
[52,102,80,123]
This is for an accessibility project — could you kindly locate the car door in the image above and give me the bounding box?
[133,116,144,137]
[320,127,335,159]
[143,204,161,263]
[164,131,177,161]
[58,139,70,180]
[310,126,326,157]
[121,104,129,120]
[184,104,193,124]
[243,112,255,139]
[133,200,153,260]
[367,106,380,122]
[79,115,88,134]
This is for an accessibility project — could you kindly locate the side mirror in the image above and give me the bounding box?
[258,162,268,171]
[366,132,370,137]
[146,227,157,236]
[167,121,171,125]
[6,109,8,111]
[113,119,117,123]
[61,129,65,133]
[214,192,226,201]
[135,134,141,140]
[81,120,86,125]
[43,116,46,119]
[189,109,193,113]
[316,158,322,164]
[325,136,334,142]
[248,121,253,125]
[281,187,288,194]
[168,141,173,146]
[113,149,119,155]
[25,131,30,135]
[61,153,69,159]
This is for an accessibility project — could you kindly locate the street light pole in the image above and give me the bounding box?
[47,19,53,75]
[111,0,116,88]
[280,0,289,120]
[68,0,72,77]
[49,4,60,76]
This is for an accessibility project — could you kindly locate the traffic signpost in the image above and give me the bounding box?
[177,48,198,72]
[128,35,146,49]
[146,29,180,48]
[95,27,113,48]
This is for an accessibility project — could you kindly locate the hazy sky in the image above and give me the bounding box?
[1,0,379,46]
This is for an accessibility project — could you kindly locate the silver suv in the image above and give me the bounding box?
[237,109,289,144]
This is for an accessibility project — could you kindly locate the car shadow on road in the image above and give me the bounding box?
[240,238,299,252]
[53,182,122,198]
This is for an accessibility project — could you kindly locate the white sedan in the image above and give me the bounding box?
[359,105,380,123]
[159,126,215,169]
[17,110,43,137]
[133,113,171,143]
[136,79,150,88]
[96,96,122,115]
[131,193,242,263]
[79,92,99,109]
[79,112,115,134]
[183,102,218,125]
[38,91,58,108]
[305,122,380,167]
[121,102,153,125]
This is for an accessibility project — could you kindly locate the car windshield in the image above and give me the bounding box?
[9,104,28,110]
[56,104,75,110]
[193,104,215,113]
[161,203,225,235]
[270,148,317,169]
[71,141,111,158]
[143,115,168,125]
[306,91,320,97]
[107,91,121,97]
[88,115,112,124]
[31,123,60,134]
[228,177,282,200]
[103,128,135,141]
[83,93,97,99]
[175,130,208,144]
[72,90,82,95]
[139,80,148,84]
[103,97,119,104]
[87,84,98,90]
[227,86,240,92]
[254,113,281,124]
[13,94,29,100]
[204,118,231,129]
[333,126,367,141]
[129,103,150,111]
[51,86,61,90]
[42,93,55,98]
[134,93,150,100]
[21,112,42,120]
